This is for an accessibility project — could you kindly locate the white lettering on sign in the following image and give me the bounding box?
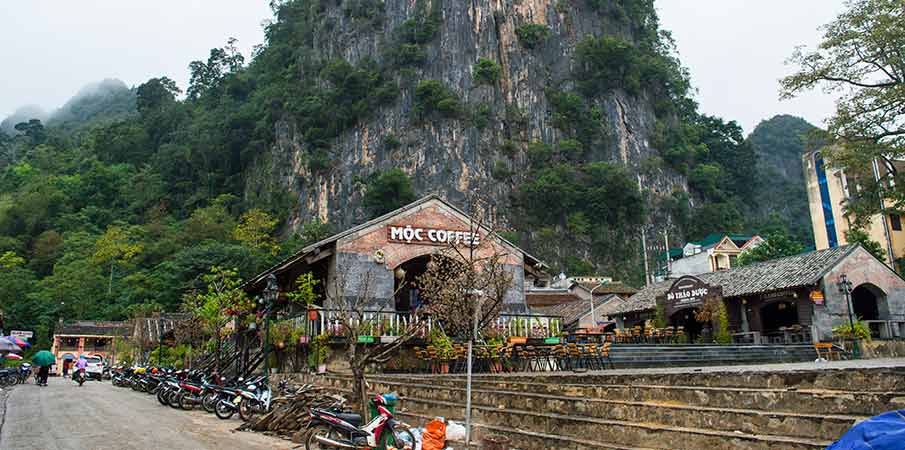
[666,287,708,302]
[386,225,481,246]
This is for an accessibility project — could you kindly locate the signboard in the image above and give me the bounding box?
[659,276,722,317]
[809,290,825,305]
[386,225,481,246]
[10,330,32,339]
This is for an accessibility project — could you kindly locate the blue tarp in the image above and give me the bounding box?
[827,410,905,450]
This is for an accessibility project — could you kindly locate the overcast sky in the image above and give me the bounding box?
[0,1,846,134]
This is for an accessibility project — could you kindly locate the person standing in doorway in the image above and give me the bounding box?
[62,359,69,377]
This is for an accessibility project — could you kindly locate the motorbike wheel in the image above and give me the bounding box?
[215,400,235,420]
[77,376,85,387]
[238,399,259,422]
[177,393,194,411]
[305,425,342,450]
[157,389,169,406]
[381,427,416,450]
[168,391,182,409]
[201,392,218,413]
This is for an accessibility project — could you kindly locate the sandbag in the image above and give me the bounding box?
[446,421,466,441]
[422,419,446,450]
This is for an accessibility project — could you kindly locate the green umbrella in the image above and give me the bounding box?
[32,350,55,367]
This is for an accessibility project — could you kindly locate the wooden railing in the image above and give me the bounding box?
[287,309,563,339]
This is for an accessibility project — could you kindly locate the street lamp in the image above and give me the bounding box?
[464,288,485,447]
[589,280,610,329]
[261,274,278,383]
[837,274,860,359]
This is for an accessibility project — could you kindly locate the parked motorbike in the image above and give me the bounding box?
[306,393,414,450]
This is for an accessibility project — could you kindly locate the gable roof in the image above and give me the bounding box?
[56,320,132,337]
[691,233,756,249]
[614,245,859,315]
[533,294,620,328]
[242,195,546,290]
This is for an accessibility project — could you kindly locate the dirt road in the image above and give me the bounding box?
[0,376,295,450]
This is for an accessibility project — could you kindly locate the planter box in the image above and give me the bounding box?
[544,337,561,344]
[357,335,376,344]
[380,336,400,344]
[509,337,527,345]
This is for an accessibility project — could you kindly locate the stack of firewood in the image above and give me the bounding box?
[238,383,348,443]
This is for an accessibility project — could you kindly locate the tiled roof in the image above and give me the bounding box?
[57,320,132,337]
[526,289,580,307]
[533,294,620,328]
[574,281,639,296]
[615,245,858,315]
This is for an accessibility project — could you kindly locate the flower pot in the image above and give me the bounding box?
[317,364,327,374]
[357,335,375,344]
[380,336,400,344]
[509,337,527,345]
[298,336,309,344]
[308,308,319,321]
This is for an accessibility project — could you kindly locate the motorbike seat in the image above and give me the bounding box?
[319,409,362,427]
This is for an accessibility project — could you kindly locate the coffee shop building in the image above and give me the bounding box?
[611,245,905,343]
[243,195,548,316]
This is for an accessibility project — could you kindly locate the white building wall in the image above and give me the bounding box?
[670,252,712,277]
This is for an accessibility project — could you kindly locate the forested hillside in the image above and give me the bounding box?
[746,114,820,245]
[0,0,811,345]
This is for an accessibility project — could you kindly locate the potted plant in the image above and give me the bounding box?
[429,329,454,373]
[311,334,330,373]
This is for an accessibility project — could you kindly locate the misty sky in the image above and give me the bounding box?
[0,1,845,134]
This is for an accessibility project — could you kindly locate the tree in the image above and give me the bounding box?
[182,266,252,371]
[233,209,280,255]
[418,214,515,340]
[362,169,417,217]
[737,232,806,266]
[781,0,905,220]
[94,225,143,295]
[325,265,426,419]
[136,77,181,114]
[845,228,887,262]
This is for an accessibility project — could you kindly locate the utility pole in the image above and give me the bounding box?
[641,229,650,287]
[663,230,671,277]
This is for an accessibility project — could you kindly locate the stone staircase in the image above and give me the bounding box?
[607,344,816,368]
[303,364,905,450]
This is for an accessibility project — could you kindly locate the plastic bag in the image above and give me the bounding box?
[445,421,466,441]
[422,419,446,450]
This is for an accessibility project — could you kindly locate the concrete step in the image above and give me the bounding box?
[395,397,833,450]
[399,365,905,392]
[361,379,868,440]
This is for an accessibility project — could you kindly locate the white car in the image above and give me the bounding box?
[84,355,104,380]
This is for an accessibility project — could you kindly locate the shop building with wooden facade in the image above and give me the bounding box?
[609,245,905,343]
[50,320,132,375]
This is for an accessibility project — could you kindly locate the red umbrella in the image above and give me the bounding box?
[4,353,22,360]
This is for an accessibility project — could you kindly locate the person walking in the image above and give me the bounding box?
[32,350,55,387]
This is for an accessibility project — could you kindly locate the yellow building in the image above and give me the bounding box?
[803,149,905,269]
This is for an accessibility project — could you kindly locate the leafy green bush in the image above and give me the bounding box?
[833,320,871,341]
[499,140,518,157]
[383,133,401,150]
[527,141,552,165]
[414,80,461,118]
[472,103,492,129]
[362,168,417,216]
[473,58,502,85]
[515,24,550,49]
[491,160,512,180]
[575,36,642,96]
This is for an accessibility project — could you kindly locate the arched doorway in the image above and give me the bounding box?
[760,301,798,331]
[670,308,702,342]
[851,283,889,338]
[394,255,432,314]
[851,284,886,320]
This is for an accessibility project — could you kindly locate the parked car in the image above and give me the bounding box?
[85,355,105,381]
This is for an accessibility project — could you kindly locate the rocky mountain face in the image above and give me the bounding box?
[246,0,685,236]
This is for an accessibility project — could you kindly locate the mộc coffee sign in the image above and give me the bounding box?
[659,275,722,317]
[386,225,481,246]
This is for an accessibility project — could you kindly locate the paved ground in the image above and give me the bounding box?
[0,377,295,450]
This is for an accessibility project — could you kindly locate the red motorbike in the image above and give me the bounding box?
[306,393,414,450]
